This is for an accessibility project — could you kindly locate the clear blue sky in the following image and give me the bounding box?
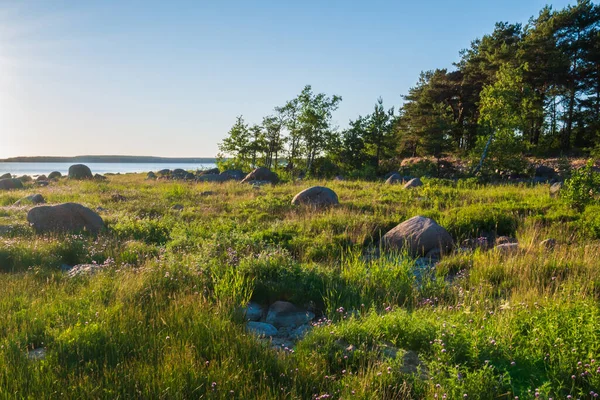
[0,0,575,158]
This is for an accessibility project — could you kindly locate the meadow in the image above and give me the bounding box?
[0,174,599,399]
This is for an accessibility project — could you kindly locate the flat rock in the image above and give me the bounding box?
[266,301,315,328]
[247,321,278,337]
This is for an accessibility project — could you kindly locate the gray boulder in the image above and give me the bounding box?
[385,173,403,184]
[18,175,32,183]
[146,171,157,180]
[172,169,187,179]
[48,171,62,180]
[241,167,279,184]
[0,178,24,190]
[291,186,339,208]
[94,173,107,181]
[27,203,105,234]
[0,173,11,179]
[220,169,245,181]
[550,182,562,198]
[266,301,315,328]
[68,164,93,180]
[247,322,278,337]
[36,175,47,182]
[382,216,454,257]
[158,169,171,176]
[14,194,45,206]
[403,177,423,189]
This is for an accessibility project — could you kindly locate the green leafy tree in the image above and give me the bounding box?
[475,63,534,174]
[296,85,342,175]
[217,115,251,170]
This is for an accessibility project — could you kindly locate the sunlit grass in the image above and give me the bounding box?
[0,174,598,398]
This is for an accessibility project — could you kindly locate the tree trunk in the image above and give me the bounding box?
[472,131,494,175]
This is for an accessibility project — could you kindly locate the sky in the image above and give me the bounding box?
[0,0,576,158]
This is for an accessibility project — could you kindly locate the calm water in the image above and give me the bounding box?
[0,162,218,177]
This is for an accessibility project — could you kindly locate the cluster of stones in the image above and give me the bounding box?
[244,301,315,349]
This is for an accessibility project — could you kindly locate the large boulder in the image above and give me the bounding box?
[68,164,93,180]
[172,169,187,179]
[403,177,423,189]
[0,173,11,179]
[385,173,403,185]
[27,203,105,234]
[48,171,62,180]
[266,301,315,329]
[241,167,279,184]
[291,186,339,208]
[14,194,45,206]
[146,171,157,180]
[382,216,454,257]
[0,178,24,190]
[220,169,245,181]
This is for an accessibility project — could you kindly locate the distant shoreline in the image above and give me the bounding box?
[0,156,218,163]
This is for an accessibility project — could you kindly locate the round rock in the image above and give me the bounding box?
[68,164,93,180]
[291,186,339,208]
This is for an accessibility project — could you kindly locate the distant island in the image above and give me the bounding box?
[0,155,217,163]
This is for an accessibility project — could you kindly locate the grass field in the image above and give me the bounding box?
[0,175,599,399]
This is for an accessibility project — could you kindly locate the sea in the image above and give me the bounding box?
[0,162,218,177]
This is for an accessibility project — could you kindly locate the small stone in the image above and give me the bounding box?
[540,238,556,250]
[495,243,519,255]
[247,321,278,337]
[244,302,263,321]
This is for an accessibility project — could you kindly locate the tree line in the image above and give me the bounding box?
[219,1,600,177]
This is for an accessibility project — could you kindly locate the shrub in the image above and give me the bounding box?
[560,159,600,210]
